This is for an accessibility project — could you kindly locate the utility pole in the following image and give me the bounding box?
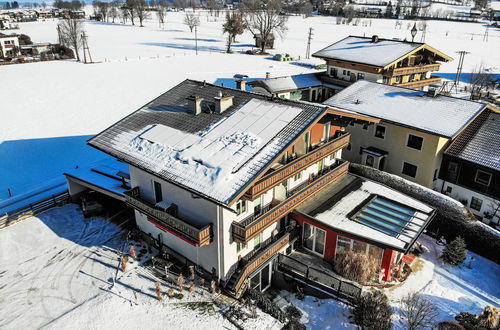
[305,27,313,59]
[81,31,93,64]
[57,25,62,45]
[454,50,470,87]
[483,27,489,42]
[194,26,198,56]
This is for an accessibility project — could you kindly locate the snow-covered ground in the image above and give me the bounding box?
[1,10,499,205]
[0,204,282,330]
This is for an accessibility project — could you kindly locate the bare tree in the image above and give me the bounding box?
[135,0,150,27]
[239,0,288,54]
[223,11,246,52]
[469,65,495,100]
[173,0,187,11]
[400,292,438,330]
[125,0,137,25]
[109,0,121,23]
[184,12,199,32]
[156,0,168,28]
[57,18,84,61]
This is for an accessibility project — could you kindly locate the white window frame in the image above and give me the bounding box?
[236,200,247,216]
[470,197,483,211]
[374,124,386,139]
[406,133,424,151]
[303,222,326,257]
[293,171,302,182]
[474,170,492,186]
[401,161,418,178]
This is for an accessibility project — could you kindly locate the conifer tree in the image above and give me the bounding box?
[441,237,467,266]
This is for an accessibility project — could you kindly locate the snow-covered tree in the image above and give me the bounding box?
[184,12,199,32]
[441,237,467,266]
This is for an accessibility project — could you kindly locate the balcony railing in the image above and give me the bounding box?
[245,132,350,200]
[394,76,442,88]
[226,226,300,298]
[320,75,353,87]
[232,159,349,244]
[386,63,441,76]
[124,187,212,247]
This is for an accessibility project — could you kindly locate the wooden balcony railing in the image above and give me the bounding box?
[232,160,349,244]
[394,76,442,89]
[386,63,441,76]
[124,187,212,247]
[320,75,353,87]
[226,226,300,298]
[245,132,350,200]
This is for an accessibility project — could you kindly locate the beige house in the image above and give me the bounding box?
[324,80,490,189]
[0,33,19,58]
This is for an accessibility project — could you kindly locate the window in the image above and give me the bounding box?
[322,122,331,141]
[303,223,326,256]
[402,162,418,178]
[236,242,247,253]
[362,124,368,130]
[374,125,386,139]
[395,76,402,83]
[330,67,337,77]
[365,155,374,167]
[342,69,351,76]
[253,196,262,214]
[433,169,438,181]
[153,181,163,203]
[346,143,352,151]
[304,131,311,151]
[475,170,492,186]
[470,197,483,211]
[446,186,452,193]
[383,76,389,84]
[357,72,365,80]
[330,153,336,160]
[4,40,11,45]
[409,73,415,81]
[236,200,247,215]
[253,233,262,249]
[407,134,424,150]
[294,171,302,181]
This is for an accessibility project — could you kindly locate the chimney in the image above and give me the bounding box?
[187,96,203,115]
[236,79,246,91]
[214,93,234,114]
[427,88,439,97]
[371,35,379,43]
[266,72,271,79]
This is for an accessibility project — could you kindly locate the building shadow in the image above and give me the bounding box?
[140,42,223,52]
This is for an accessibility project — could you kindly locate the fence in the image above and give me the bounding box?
[0,191,69,229]
[277,253,362,304]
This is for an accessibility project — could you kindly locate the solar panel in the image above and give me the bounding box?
[352,196,418,238]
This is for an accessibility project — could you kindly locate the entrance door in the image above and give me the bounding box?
[303,223,326,257]
[249,263,272,292]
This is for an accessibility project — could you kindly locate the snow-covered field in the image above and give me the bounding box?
[1,10,500,206]
[0,204,282,330]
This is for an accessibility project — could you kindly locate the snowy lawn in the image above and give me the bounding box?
[1,11,499,204]
[0,204,281,330]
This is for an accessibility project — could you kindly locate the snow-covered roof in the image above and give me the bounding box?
[297,174,435,251]
[88,79,327,206]
[312,36,424,67]
[249,73,323,93]
[445,110,500,172]
[490,1,500,11]
[324,80,488,138]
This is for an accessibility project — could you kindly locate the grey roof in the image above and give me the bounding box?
[249,73,323,93]
[312,36,424,67]
[323,80,488,138]
[445,110,500,172]
[88,79,327,206]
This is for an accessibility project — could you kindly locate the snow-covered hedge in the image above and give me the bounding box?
[349,163,500,264]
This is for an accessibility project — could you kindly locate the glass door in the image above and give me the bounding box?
[303,223,326,257]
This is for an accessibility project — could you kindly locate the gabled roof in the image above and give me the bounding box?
[445,110,500,172]
[88,79,332,206]
[312,36,452,68]
[323,80,488,138]
[249,73,323,93]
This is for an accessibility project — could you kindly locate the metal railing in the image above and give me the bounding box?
[232,160,349,243]
[124,187,212,247]
[277,253,362,304]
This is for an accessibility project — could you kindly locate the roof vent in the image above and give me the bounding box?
[187,95,204,115]
[355,99,361,104]
[371,35,379,43]
[266,72,271,79]
[214,94,234,114]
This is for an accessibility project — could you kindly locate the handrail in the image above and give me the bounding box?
[394,76,442,88]
[387,63,440,76]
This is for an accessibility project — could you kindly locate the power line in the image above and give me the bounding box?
[81,31,93,64]
[454,50,470,87]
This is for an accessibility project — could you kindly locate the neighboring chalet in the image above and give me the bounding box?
[324,80,491,189]
[438,110,500,228]
[0,33,19,58]
[312,35,453,92]
[247,73,328,102]
[67,79,435,299]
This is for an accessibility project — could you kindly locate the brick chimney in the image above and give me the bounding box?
[236,79,246,91]
[187,96,203,115]
[214,92,234,114]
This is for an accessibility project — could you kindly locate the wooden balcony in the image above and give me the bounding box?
[386,63,441,76]
[226,226,300,298]
[245,132,350,200]
[394,76,442,89]
[320,74,353,87]
[233,159,349,244]
[124,187,212,247]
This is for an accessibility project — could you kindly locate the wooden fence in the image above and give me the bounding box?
[0,191,70,229]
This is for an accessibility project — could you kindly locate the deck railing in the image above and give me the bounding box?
[245,132,350,200]
[386,63,441,76]
[124,187,212,247]
[232,160,349,243]
[394,76,442,88]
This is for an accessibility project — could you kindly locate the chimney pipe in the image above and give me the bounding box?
[187,96,203,115]
[236,79,246,91]
[371,35,379,43]
[266,72,271,79]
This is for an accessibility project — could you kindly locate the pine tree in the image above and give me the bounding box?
[441,237,467,266]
